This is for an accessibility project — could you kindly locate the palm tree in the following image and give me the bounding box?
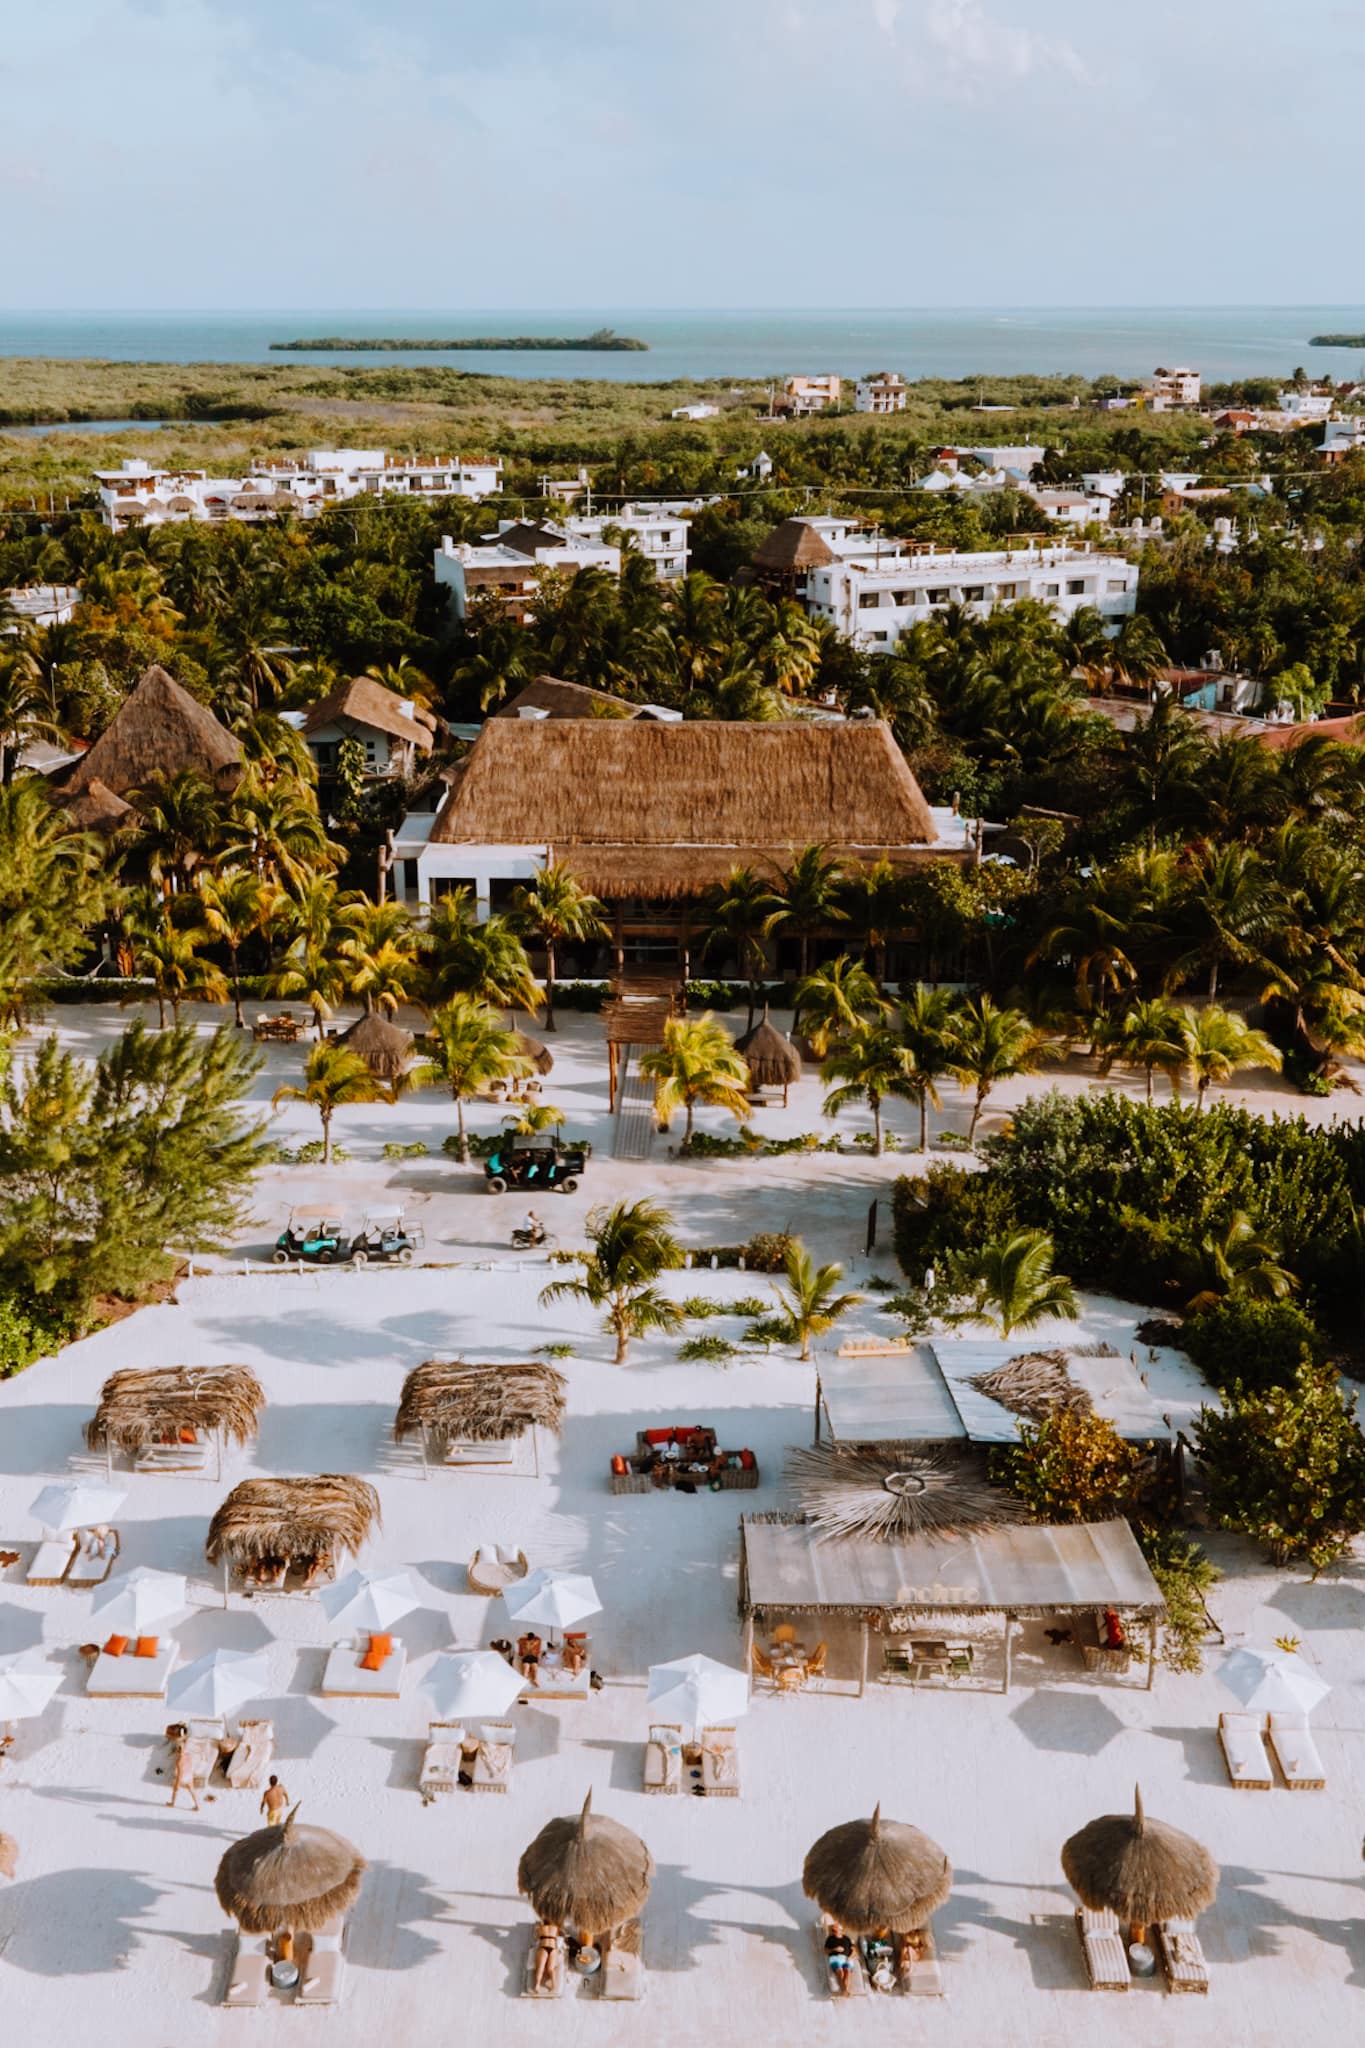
[127,894,229,1027]
[271,1042,395,1164]
[1185,1210,1297,1313]
[273,876,351,1037]
[773,843,847,980]
[1174,843,1270,999]
[511,864,607,1030]
[1178,1005,1281,1110]
[339,899,421,1016]
[132,769,225,893]
[1104,995,1190,1101]
[222,769,339,895]
[640,1013,751,1151]
[0,648,56,785]
[947,995,1049,1144]
[792,954,882,1058]
[949,1228,1079,1339]
[1120,692,1207,851]
[409,996,533,1161]
[842,858,908,988]
[702,865,784,1029]
[198,867,282,1027]
[821,1021,917,1155]
[897,983,958,1149]
[539,1198,685,1364]
[422,892,544,1014]
[503,1100,565,1138]
[768,1239,864,1361]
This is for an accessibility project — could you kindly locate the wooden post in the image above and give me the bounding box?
[743,1610,754,1683]
[1146,1614,1158,1691]
[223,1557,230,1611]
[1002,1613,1013,1694]
[813,1374,822,1446]
[859,1620,869,1699]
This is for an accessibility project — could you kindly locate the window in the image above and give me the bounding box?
[1106,578,1129,593]
[1043,583,1060,597]
[871,630,889,643]
[929,587,950,603]
[858,591,881,609]
[1067,579,1085,595]
[312,740,338,770]
[964,586,985,602]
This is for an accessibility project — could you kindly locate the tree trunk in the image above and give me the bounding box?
[800,930,811,980]
[544,938,557,1031]
[322,1107,333,1164]
[800,1325,811,1362]
[613,1314,630,1365]
[968,1084,987,1144]
[871,1092,882,1156]
[1196,1080,1208,1113]
[229,946,244,1028]
[919,1092,929,1152]
[684,1097,695,1150]
[1208,959,1219,1000]
[1145,1065,1154,1102]
[455,1093,468,1162]
[155,987,166,1030]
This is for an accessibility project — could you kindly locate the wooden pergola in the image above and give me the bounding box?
[603,974,684,1111]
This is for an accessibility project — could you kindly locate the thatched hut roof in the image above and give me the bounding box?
[394,1360,567,1448]
[55,665,243,800]
[803,1807,952,1934]
[753,519,838,573]
[302,676,437,751]
[52,776,135,835]
[736,1005,801,1088]
[205,1476,381,1568]
[517,1792,653,1936]
[966,1351,1093,1422]
[512,1030,554,1075]
[86,1364,265,1457]
[339,1011,414,1078]
[1061,1788,1218,1927]
[215,1809,365,1935]
[786,1445,1024,1544]
[428,719,940,902]
[496,675,642,720]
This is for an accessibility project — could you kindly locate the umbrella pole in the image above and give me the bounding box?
[859,1620,868,1698]
[1002,1614,1013,1695]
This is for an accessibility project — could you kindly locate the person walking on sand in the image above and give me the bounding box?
[168,1743,200,1812]
[260,1774,290,1824]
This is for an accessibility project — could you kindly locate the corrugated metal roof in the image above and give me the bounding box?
[821,1348,964,1443]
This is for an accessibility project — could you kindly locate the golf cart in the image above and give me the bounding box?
[349,1208,425,1268]
[484,1139,586,1195]
[273,1205,347,1264]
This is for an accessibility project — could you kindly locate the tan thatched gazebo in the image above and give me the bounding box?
[1062,1787,1218,1944]
[518,1792,652,1954]
[803,1806,952,1936]
[394,1360,566,1475]
[53,663,243,800]
[53,777,135,836]
[512,1030,554,1075]
[215,1808,365,1944]
[736,1005,801,1105]
[786,1444,1025,1544]
[752,518,837,596]
[339,1011,414,1079]
[86,1363,265,1478]
[206,1476,381,1594]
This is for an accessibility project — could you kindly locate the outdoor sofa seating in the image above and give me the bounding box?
[1156,1916,1210,1993]
[1267,1711,1325,1789]
[609,1426,759,1494]
[643,1723,683,1793]
[87,1637,177,1698]
[1218,1710,1273,1789]
[1076,1905,1129,1991]
[1078,1606,1135,1674]
[467,1544,529,1594]
[320,1633,406,1697]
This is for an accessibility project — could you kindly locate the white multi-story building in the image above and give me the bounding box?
[1321,417,1365,461]
[565,503,689,580]
[1027,486,1111,529]
[854,372,908,414]
[1275,389,1334,422]
[782,374,841,415]
[434,522,621,623]
[960,444,1045,475]
[93,449,502,530]
[1149,366,1202,407]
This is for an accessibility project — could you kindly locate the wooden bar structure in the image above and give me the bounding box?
[602,974,685,1112]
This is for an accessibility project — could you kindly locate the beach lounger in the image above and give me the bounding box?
[470,1720,515,1793]
[699,1725,740,1797]
[26,1538,76,1586]
[643,1723,683,1793]
[223,1932,271,2008]
[1267,1711,1326,1790]
[87,1643,177,1698]
[599,1946,644,2000]
[468,1544,529,1593]
[136,1439,210,1474]
[1219,1710,1273,1789]
[320,1636,407,1698]
[298,1922,346,2006]
[904,1926,944,1997]
[1076,1906,1129,1991]
[67,1532,120,1587]
[812,1924,868,1997]
[225,1718,273,1791]
[176,1733,220,1789]
[420,1721,467,1801]
[523,1924,566,2000]
[1157,1917,1210,1994]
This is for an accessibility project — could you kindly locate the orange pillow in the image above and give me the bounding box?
[368,1633,393,1661]
[359,1645,385,1672]
[104,1634,129,1658]
[179,1426,198,1445]
[134,1635,159,1659]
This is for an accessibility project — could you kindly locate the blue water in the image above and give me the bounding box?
[2,418,172,437]
[0,309,1362,383]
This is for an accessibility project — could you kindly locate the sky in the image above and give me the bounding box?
[3,0,1362,310]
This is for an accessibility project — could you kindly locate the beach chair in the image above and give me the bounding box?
[1218,1710,1273,1789]
[67,1531,120,1587]
[643,1723,683,1793]
[812,1923,868,1998]
[297,1921,346,2005]
[174,1731,221,1789]
[1157,1917,1210,1994]
[420,1721,466,1801]
[1267,1712,1326,1790]
[803,1642,828,1683]
[223,1931,271,2008]
[523,1923,566,2000]
[26,1537,76,1586]
[699,1726,740,1797]
[904,1925,944,1997]
[467,1544,529,1594]
[750,1642,775,1682]
[136,1438,210,1474]
[470,1720,515,1792]
[599,1946,644,2000]
[1076,1905,1129,1991]
[225,1718,274,1791]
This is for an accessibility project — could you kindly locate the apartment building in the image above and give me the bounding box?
[1149,366,1202,408]
[854,372,908,414]
[1321,417,1365,461]
[565,503,690,580]
[433,522,620,623]
[94,449,502,530]
[1027,486,1111,529]
[781,374,841,415]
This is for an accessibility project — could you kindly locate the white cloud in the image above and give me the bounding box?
[923,0,1087,88]
[871,0,902,33]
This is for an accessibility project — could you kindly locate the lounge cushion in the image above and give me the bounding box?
[134,1635,159,1659]
[359,1645,386,1672]
[368,1632,393,1660]
[104,1634,129,1658]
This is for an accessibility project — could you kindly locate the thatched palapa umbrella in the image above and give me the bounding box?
[513,1030,554,1075]
[1062,1786,1217,1945]
[786,1444,1024,1543]
[517,1791,653,1948]
[216,1807,365,1943]
[340,1011,414,1079]
[86,1363,265,1476]
[736,1005,801,1106]
[205,1475,381,1581]
[803,1806,952,1935]
[394,1360,566,1464]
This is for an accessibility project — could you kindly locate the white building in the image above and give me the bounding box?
[1321,417,1365,460]
[94,448,503,530]
[1027,486,1111,529]
[737,450,774,481]
[669,402,718,421]
[565,503,689,580]
[1080,471,1128,500]
[1275,389,1334,422]
[854,372,907,414]
[433,522,621,623]
[3,584,81,630]
[961,444,1044,474]
[1149,366,1202,407]
[781,374,841,415]
[93,460,247,531]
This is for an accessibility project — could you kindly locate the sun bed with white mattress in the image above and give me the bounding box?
[67,1538,119,1586]
[1267,1711,1325,1789]
[298,1922,346,2005]
[419,1721,466,1800]
[224,1718,273,1790]
[26,1539,76,1586]
[223,1932,270,2008]
[87,1644,178,1698]
[812,1924,868,1997]
[699,1726,740,1797]
[905,1925,944,1996]
[1218,1710,1273,1789]
[470,1720,516,1793]
[1076,1905,1129,1990]
[320,1639,407,1698]
[1157,1916,1210,1993]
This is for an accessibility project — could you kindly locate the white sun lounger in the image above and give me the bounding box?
[320,1638,407,1698]
[599,1931,644,2001]
[87,1644,178,1698]
[298,1922,346,2005]
[1219,1710,1273,1789]
[225,1718,274,1791]
[26,1538,76,1586]
[1077,1905,1129,1991]
[1267,1712,1326,1790]
[643,1723,682,1793]
[136,1439,211,1474]
[905,1925,945,1997]
[470,1721,516,1793]
[699,1725,740,1797]
[1157,1916,1210,1993]
[67,1535,120,1587]
[223,1932,270,2008]
[420,1721,466,1801]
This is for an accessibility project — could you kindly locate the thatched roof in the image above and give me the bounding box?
[736,1005,801,1087]
[394,1360,567,1447]
[302,676,436,751]
[785,1445,1025,1544]
[512,1030,554,1074]
[86,1364,265,1457]
[339,1011,414,1077]
[1062,1788,1218,1926]
[803,1807,952,1934]
[496,675,642,720]
[215,1809,365,1935]
[52,776,135,835]
[205,1476,381,1568]
[517,1792,653,1936]
[753,519,838,572]
[56,665,243,799]
[965,1351,1093,1423]
[428,719,939,901]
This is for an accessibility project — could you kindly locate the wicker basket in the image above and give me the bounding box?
[1080,1609,1134,1673]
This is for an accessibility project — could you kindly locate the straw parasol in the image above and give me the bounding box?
[966,1350,1093,1422]
[517,1791,653,1944]
[1061,1786,1218,1943]
[85,1363,265,1468]
[56,664,243,799]
[205,1476,381,1573]
[803,1806,952,1934]
[736,1005,801,1104]
[339,1011,414,1079]
[512,1030,554,1075]
[785,1444,1024,1543]
[394,1360,566,1451]
[215,1807,365,1937]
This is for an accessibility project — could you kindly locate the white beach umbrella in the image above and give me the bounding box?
[0,1649,61,1722]
[1221,1647,1331,1716]
[502,1568,601,1633]
[29,1480,127,1532]
[92,1567,188,1636]
[319,1567,422,1634]
[421,1650,522,1721]
[647,1653,750,1736]
[167,1647,271,1719]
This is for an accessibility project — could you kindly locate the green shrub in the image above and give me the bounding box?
[892,1164,1020,1278]
[538,1341,574,1359]
[1195,1361,1365,1573]
[732,1295,766,1317]
[1182,1298,1326,1391]
[278,1141,351,1164]
[682,1296,728,1318]
[691,1232,794,1272]
[742,1315,790,1350]
[0,1291,73,1377]
[1137,1527,1220,1675]
[381,1140,429,1160]
[989,1411,1146,1524]
[679,1334,739,1364]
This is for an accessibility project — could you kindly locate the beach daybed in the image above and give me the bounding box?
[225,1719,274,1790]
[523,1923,566,1999]
[420,1722,466,1801]
[223,1931,271,2007]
[87,1362,264,1478]
[67,1533,120,1587]
[26,1538,76,1586]
[87,1638,177,1698]
[699,1726,740,1797]
[1157,1916,1210,1993]
[643,1724,682,1794]
[1218,1711,1273,1789]
[297,1921,346,2005]
[136,1438,211,1474]
[320,1634,406,1698]
[519,1637,592,1701]
[609,1426,758,1495]
[1076,1905,1129,1991]
[1267,1712,1325,1790]
[206,1474,380,1596]
[470,1721,516,1793]
[395,1359,565,1479]
[468,1544,529,1595]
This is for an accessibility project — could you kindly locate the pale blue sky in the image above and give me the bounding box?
[3,0,1360,309]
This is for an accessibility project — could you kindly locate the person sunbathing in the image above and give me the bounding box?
[168,1742,200,1812]
[517,1632,543,1686]
[533,1921,562,1993]
[560,1639,587,1678]
[825,1926,855,1995]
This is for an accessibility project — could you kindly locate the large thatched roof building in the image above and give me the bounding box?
[496,675,644,720]
[52,664,243,801]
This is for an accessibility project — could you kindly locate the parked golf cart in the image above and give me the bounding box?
[349,1208,425,1268]
[273,1205,347,1264]
[484,1139,586,1195]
